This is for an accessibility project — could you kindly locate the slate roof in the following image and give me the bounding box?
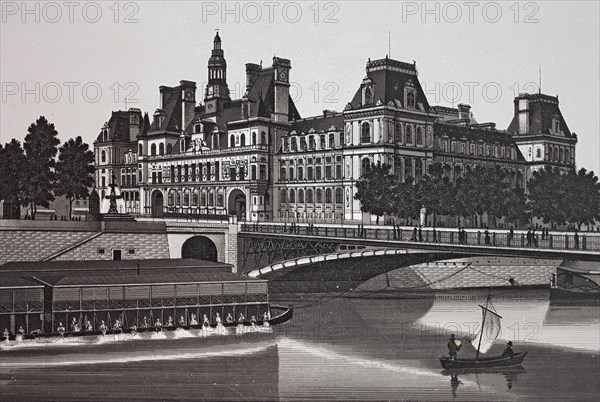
[434,123,517,146]
[0,276,44,288]
[507,93,573,137]
[349,58,430,112]
[290,113,344,134]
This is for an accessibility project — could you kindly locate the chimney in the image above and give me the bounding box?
[323,110,336,118]
[273,57,291,123]
[457,104,471,121]
[245,63,261,92]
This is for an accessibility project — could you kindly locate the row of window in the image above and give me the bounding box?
[280,164,343,181]
[283,132,343,152]
[438,138,516,160]
[281,188,344,204]
[150,163,267,184]
[544,145,571,163]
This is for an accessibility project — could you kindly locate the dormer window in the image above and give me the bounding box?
[362,82,374,106]
[194,124,201,133]
[406,92,416,108]
[552,115,560,134]
[404,81,416,109]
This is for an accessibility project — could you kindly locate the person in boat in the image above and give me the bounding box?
[502,341,515,358]
[85,320,93,331]
[57,322,66,337]
[226,313,234,323]
[167,316,174,326]
[130,325,138,336]
[71,317,80,332]
[99,320,108,335]
[141,316,149,328]
[238,313,245,324]
[215,313,222,324]
[17,325,25,335]
[190,313,198,325]
[447,334,461,360]
[2,328,9,342]
[250,315,257,325]
[155,318,162,332]
[178,315,185,326]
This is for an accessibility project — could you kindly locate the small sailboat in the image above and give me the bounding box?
[440,295,527,370]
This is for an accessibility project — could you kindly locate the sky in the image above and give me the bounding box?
[1,1,599,173]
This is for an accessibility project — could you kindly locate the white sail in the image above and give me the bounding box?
[472,305,502,354]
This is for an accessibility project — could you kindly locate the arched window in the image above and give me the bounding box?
[192,190,199,206]
[361,122,371,143]
[325,188,333,204]
[138,144,142,155]
[361,157,371,176]
[103,129,108,141]
[168,190,175,206]
[183,190,190,206]
[565,149,570,163]
[328,133,335,148]
[230,135,235,148]
[151,144,156,156]
[416,127,423,145]
[213,134,219,149]
[306,189,314,203]
[316,189,323,203]
[101,150,106,163]
[281,189,287,203]
[395,124,402,143]
[298,189,305,204]
[289,167,294,181]
[335,188,343,204]
[176,190,182,205]
[201,191,207,206]
[280,166,286,181]
[406,126,413,144]
[289,189,296,203]
[536,148,542,159]
[407,92,415,108]
[167,143,172,154]
[240,133,246,147]
[252,132,257,145]
[291,137,297,151]
[159,143,164,155]
[364,86,373,105]
[261,131,266,145]
[298,167,304,181]
[208,191,214,206]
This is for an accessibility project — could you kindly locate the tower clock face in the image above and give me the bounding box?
[279,70,288,81]
[185,91,194,101]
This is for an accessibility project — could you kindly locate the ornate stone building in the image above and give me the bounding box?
[93,34,577,223]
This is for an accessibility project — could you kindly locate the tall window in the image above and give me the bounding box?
[298,189,305,204]
[307,166,314,180]
[251,165,257,180]
[335,188,343,204]
[298,167,304,181]
[395,124,402,142]
[316,189,323,203]
[328,133,335,148]
[416,127,423,145]
[260,165,266,180]
[101,150,106,163]
[406,126,413,144]
[306,189,314,203]
[407,92,415,108]
[252,132,257,145]
[289,189,296,203]
[280,166,286,181]
[289,167,294,181]
[138,144,142,155]
[361,158,371,176]
[159,143,164,155]
[361,122,370,143]
[151,144,156,156]
[240,133,246,147]
[230,135,235,148]
[261,131,266,145]
[167,143,172,154]
[316,166,322,180]
[325,188,333,204]
[281,189,287,203]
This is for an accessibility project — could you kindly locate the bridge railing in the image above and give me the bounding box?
[240,223,600,252]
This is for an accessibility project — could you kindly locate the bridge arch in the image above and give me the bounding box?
[181,236,218,261]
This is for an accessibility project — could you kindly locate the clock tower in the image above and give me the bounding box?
[205,32,230,114]
[273,56,291,123]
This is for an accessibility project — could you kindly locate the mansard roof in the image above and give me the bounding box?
[290,112,344,135]
[348,57,430,112]
[434,123,516,146]
[507,93,574,138]
[95,110,148,143]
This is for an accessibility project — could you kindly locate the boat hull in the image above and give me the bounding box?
[440,352,527,369]
[5,305,293,341]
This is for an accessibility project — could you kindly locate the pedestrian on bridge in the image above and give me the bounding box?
[412,226,418,241]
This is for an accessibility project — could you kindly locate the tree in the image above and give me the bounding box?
[503,186,529,228]
[562,168,600,230]
[354,162,396,224]
[55,136,95,218]
[0,139,26,218]
[528,166,568,226]
[392,177,419,224]
[415,163,453,226]
[21,116,60,219]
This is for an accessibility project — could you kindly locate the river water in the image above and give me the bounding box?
[1,289,598,401]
